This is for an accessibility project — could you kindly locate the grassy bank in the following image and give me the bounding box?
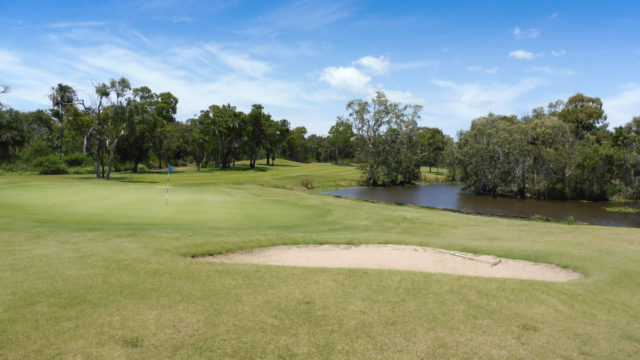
[1,160,639,359]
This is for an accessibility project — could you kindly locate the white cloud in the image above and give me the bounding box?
[551,50,566,56]
[47,21,108,29]
[396,60,440,70]
[529,66,575,76]
[319,66,371,93]
[242,0,351,35]
[204,44,271,77]
[467,65,498,74]
[550,13,559,20]
[513,27,541,39]
[352,55,392,75]
[428,78,542,120]
[604,84,640,128]
[508,50,543,60]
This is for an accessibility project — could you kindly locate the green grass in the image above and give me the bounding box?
[605,206,640,213]
[1,160,640,359]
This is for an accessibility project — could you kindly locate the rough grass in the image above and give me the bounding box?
[1,160,639,359]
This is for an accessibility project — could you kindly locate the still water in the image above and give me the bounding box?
[326,184,640,228]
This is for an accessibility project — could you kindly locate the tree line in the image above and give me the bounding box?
[0,78,363,177]
[2,78,637,201]
[447,94,640,200]
[0,80,448,184]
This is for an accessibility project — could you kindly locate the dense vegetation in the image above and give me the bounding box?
[449,94,640,200]
[0,80,448,187]
[1,79,638,199]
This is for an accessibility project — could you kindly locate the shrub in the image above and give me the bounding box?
[300,178,315,189]
[62,153,90,167]
[32,155,68,175]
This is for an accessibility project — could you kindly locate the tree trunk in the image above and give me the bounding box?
[266,150,270,165]
[133,160,139,173]
[59,128,64,160]
[335,147,339,165]
[95,140,101,179]
[105,133,122,180]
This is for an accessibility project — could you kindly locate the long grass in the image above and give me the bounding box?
[1,160,639,359]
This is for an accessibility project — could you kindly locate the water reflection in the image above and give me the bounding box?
[326,184,640,228]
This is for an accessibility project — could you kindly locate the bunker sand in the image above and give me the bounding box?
[203,244,581,282]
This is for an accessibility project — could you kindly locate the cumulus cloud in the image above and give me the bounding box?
[551,50,566,56]
[508,50,543,60]
[352,55,392,75]
[319,66,372,93]
[604,84,640,128]
[513,27,541,39]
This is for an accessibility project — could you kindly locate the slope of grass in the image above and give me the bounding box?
[1,160,639,359]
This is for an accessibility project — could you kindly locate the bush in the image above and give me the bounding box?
[68,166,95,175]
[32,155,68,175]
[300,178,315,189]
[62,153,90,167]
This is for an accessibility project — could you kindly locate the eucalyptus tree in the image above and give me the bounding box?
[49,84,77,159]
[0,108,26,162]
[198,104,243,168]
[246,104,269,168]
[150,92,179,168]
[417,127,447,173]
[456,114,521,196]
[559,93,607,139]
[263,119,280,165]
[103,77,132,179]
[76,82,111,178]
[346,91,422,185]
[328,118,355,165]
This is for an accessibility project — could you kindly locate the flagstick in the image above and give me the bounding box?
[166,167,170,205]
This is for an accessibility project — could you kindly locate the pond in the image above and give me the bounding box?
[325,184,640,228]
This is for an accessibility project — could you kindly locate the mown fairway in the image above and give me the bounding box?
[1,161,639,359]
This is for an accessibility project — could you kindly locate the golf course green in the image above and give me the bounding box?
[1,161,639,359]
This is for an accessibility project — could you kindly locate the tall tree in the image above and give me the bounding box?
[0,108,26,162]
[559,93,607,139]
[328,118,355,165]
[48,84,77,159]
[346,91,422,185]
[246,104,268,168]
[417,127,447,173]
[104,77,132,180]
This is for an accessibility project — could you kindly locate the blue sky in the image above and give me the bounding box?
[1,0,639,136]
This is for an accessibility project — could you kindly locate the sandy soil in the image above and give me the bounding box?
[202,244,581,282]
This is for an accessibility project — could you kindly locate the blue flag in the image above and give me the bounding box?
[168,165,174,173]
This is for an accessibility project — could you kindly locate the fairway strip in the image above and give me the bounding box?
[201,245,581,282]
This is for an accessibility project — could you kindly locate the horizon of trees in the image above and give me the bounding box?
[1,79,639,200]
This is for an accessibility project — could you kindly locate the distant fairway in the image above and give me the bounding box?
[1,161,639,359]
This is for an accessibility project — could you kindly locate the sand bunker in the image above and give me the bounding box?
[202,244,580,282]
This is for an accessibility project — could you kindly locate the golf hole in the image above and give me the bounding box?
[200,244,581,282]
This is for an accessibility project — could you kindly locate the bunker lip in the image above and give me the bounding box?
[199,244,581,282]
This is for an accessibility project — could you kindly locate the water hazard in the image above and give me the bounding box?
[326,184,640,228]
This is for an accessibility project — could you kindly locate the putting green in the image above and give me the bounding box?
[1,161,639,359]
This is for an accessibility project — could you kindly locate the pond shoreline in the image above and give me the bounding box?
[324,184,640,228]
[327,193,585,225]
